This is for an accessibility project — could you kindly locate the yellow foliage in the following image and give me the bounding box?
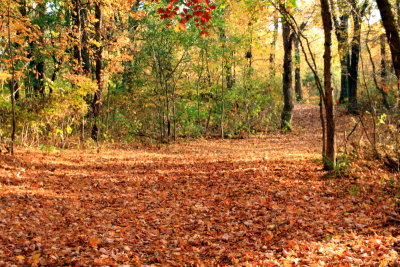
[0,72,11,80]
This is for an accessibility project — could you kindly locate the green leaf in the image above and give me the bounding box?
[287,0,297,7]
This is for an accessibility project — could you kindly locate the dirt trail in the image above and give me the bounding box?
[0,105,398,266]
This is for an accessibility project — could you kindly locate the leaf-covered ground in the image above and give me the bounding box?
[0,105,399,266]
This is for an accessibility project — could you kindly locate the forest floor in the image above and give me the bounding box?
[0,104,399,266]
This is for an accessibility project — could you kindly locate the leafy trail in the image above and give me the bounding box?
[0,105,399,266]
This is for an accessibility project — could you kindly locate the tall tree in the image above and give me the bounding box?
[320,0,336,169]
[294,35,303,101]
[380,33,388,84]
[347,0,368,115]
[294,22,307,101]
[6,0,17,154]
[91,1,104,141]
[378,33,390,108]
[71,0,90,74]
[281,17,295,131]
[376,0,400,80]
[80,0,91,74]
[330,0,350,104]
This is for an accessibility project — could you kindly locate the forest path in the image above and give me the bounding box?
[0,104,398,265]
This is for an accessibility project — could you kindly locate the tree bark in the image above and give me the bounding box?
[7,3,16,155]
[331,0,350,104]
[397,0,400,29]
[379,33,390,108]
[338,15,350,103]
[320,0,336,170]
[376,0,400,80]
[91,1,103,141]
[294,35,303,101]
[71,0,82,70]
[80,1,90,74]
[348,0,367,114]
[281,20,294,131]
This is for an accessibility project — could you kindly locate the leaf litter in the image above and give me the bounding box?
[0,105,399,266]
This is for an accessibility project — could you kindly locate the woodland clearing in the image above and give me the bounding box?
[0,105,399,266]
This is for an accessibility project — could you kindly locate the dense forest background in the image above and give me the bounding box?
[0,0,399,168]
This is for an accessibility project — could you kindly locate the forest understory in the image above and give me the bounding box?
[0,104,399,266]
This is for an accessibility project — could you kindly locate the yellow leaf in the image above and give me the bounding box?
[29,253,41,265]
[174,23,186,32]
[16,255,25,261]
[91,40,102,47]
[0,72,11,80]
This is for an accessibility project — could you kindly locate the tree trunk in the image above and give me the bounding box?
[397,0,400,29]
[376,0,400,80]
[91,1,103,141]
[336,15,350,104]
[348,1,366,115]
[7,3,16,155]
[330,0,350,104]
[226,52,234,90]
[71,0,82,70]
[294,36,303,101]
[281,21,294,132]
[320,0,336,170]
[380,33,390,108]
[269,13,279,77]
[80,2,90,74]
[380,33,388,80]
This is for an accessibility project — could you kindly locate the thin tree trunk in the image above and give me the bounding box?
[294,36,303,101]
[105,84,111,134]
[220,29,228,139]
[275,0,336,170]
[91,1,103,141]
[81,2,90,74]
[281,20,294,131]
[221,58,225,139]
[381,33,388,81]
[320,0,336,170]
